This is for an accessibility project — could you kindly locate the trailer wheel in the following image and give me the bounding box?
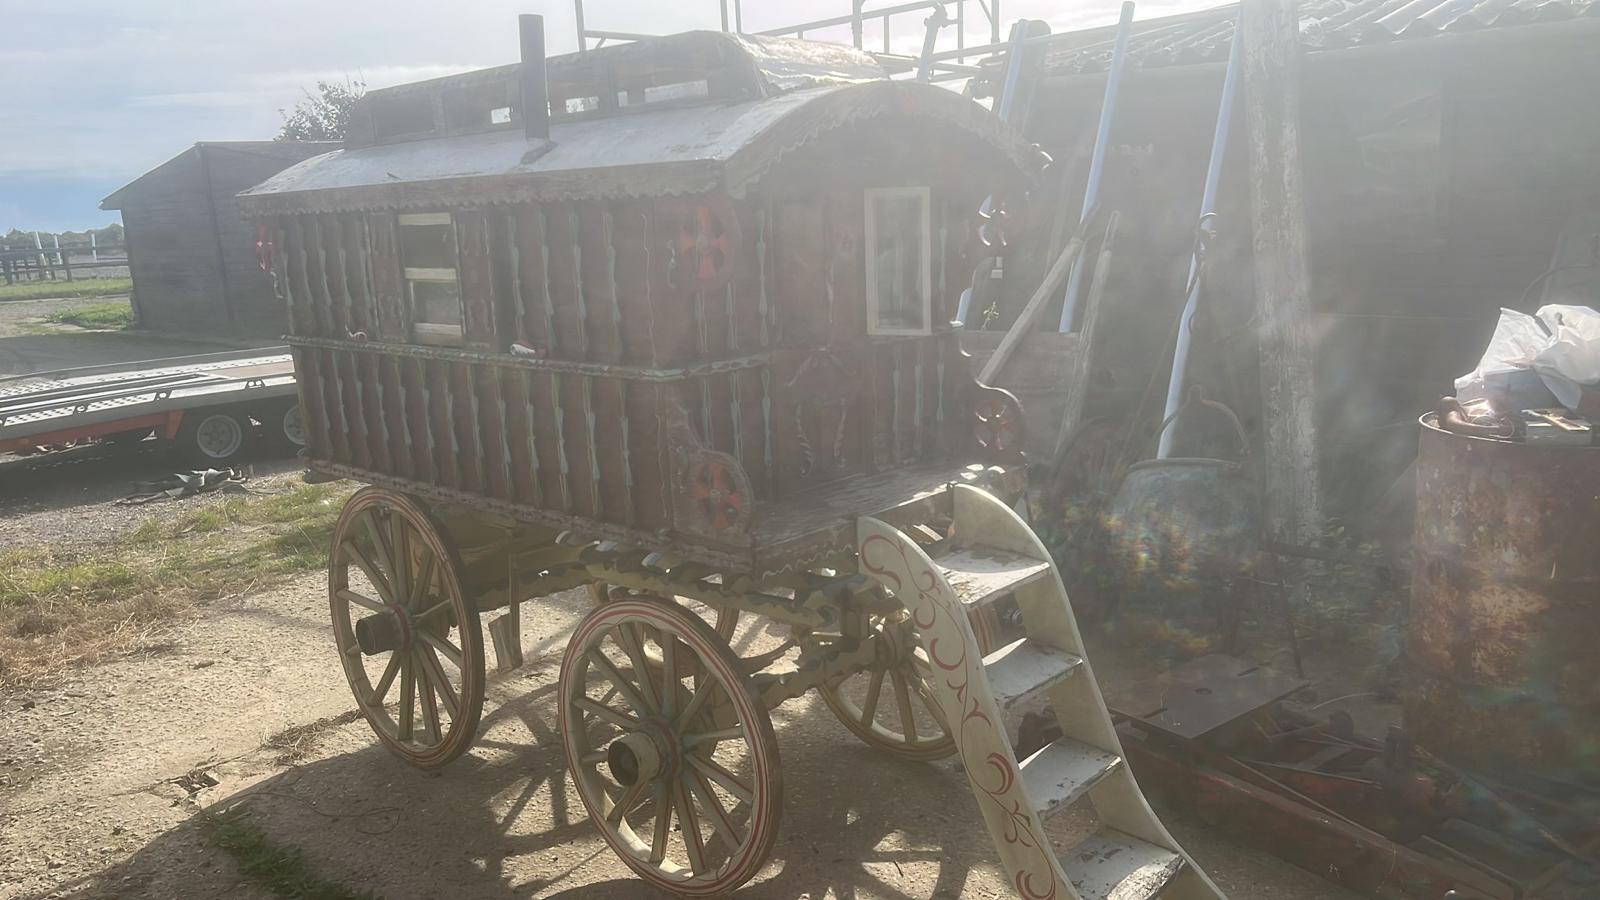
[258,400,307,453]
[175,408,254,467]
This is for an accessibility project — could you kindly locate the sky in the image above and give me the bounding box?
[0,0,1210,235]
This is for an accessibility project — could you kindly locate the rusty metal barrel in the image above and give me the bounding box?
[1407,413,1600,775]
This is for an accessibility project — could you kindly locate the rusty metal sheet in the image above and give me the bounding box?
[1106,654,1308,741]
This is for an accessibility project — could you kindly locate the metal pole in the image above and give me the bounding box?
[734,0,743,33]
[852,0,865,48]
[574,0,587,53]
[720,0,730,32]
[992,0,1001,44]
[1057,1,1135,331]
[917,5,950,81]
[1157,12,1244,460]
[90,230,98,262]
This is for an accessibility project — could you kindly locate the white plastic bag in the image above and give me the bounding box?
[1455,308,1560,412]
[1531,305,1600,409]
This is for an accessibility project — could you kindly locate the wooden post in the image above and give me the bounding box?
[1241,0,1324,547]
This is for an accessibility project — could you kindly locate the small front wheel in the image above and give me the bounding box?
[560,598,781,896]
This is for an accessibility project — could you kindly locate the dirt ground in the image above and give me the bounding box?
[0,319,1368,899]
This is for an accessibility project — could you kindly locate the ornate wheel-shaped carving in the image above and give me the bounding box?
[816,612,956,762]
[675,205,737,289]
[329,487,484,769]
[974,386,1025,458]
[560,598,781,896]
[685,456,750,535]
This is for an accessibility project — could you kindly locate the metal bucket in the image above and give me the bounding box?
[1106,396,1262,596]
[1407,413,1600,775]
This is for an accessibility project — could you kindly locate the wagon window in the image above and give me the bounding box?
[398,213,464,346]
[865,187,933,336]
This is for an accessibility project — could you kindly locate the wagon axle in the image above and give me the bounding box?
[353,607,410,656]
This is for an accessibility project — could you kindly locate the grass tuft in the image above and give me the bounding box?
[0,276,132,302]
[44,300,135,330]
[202,806,380,900]
[0,481,353,687]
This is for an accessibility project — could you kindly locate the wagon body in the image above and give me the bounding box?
[238,29,1034,575]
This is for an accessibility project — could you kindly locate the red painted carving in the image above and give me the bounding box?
[665,399,754,544]
[675,204,738,287]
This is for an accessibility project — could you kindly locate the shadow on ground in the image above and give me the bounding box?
[39,654,1006,900]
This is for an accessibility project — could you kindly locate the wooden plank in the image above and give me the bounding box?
[730,199,766,353]
[773,199,827,349]
[476,364,511,501]
[512,204,555,352]
[544,202,588,359]
[611,200,655,365]
[625,382,668,530]
[500,367,542,507]
[579,205,622,363]
[648,197,698,366]
[528,370,569,511]
[591,376,633,525]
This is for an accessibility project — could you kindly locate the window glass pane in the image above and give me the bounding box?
[411,280,462,327]
[399,222,457,270]
[870,192,928,333]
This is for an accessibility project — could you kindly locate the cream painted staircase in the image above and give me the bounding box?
[857,483,1225,900]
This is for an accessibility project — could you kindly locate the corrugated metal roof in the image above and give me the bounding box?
[236,80,1032,216]
[1040,0,1600,74]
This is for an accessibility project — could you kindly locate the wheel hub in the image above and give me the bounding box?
[607,720,680,787]
[354,606,413,655]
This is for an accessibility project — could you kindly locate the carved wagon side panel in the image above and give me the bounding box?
[625,381,670,531]
[611,200,657,367]
[455,210,498,348]
[543,201,591,361]
[576,204,622,364]
[366,213,407,342]
[505,204,555,353]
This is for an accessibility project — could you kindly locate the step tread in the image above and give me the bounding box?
[1019,737,1123,821]
[982,638,1083,712]
[1060,828,1186,900]
[933,544,1052,610]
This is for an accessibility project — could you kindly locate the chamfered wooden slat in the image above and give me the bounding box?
[475,364,510,501]
[456,209,497,348]
[625,381,668,530]
[579,204,622,364]
[366,213,407,341]
[591,375,633,526]
[528,370,570,512]
[611,200,655,366]
[543,201,588,360]
[647,196,699,367]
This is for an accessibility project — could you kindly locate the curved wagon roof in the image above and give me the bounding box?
[238,31,1034,217]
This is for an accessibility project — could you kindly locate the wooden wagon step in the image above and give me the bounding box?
[932,543,1052,610]
[858,483,1223,899]
[984,637,1083,712]
[1060,828,1187,900]
[1021,737,1123,821]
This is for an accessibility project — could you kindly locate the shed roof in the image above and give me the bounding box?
[236,80,1034,217]
[101,141,338,210]
[1038,0,1600,75]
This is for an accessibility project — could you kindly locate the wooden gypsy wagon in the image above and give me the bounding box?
[238,18,1218,900]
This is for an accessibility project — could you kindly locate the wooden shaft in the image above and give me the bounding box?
[976,231,1087,386]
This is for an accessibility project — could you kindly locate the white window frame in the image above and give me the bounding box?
[864,186,933,337]
[397,212,464,346]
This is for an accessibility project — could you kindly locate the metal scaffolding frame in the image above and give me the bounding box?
[570,0,1013,83]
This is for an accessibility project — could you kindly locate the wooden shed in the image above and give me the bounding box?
[991,1,1600,534]
[236,27,1036,573]
[101,141,338,338]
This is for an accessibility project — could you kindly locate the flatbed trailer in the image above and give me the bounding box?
[0,347,303,465]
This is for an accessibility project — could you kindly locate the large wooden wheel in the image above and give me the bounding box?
[329,487,485,769]
[560,598,781,896]
[816,611,956,762]
[588,582,739,642]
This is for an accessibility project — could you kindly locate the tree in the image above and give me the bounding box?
[277,78,365,142]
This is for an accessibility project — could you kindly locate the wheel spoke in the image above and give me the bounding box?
[368,652,402,706]
[419,630,464,670]
[673,779,708,876]
[659,631,678,719]
[389,516,410,605]
[685,752,753,806]
[606,780,648,825]
[397,652,416,741]
[684,769,740,849]
[418,644,460,719]
[576,696,639,730]
[682,726,744,750]
[337,589,386,613]
[414,597,450,625]
[673,676,721,732]
[893,671,918,742]
[586,649,654,717]
[860,668,886,726]
[341,540,392,600]
[649,783,673,865]
[612,625,660,717]
[410,551,437,609]
[416,649,442,744]
[362,513,398,590]
[580,748,607,767]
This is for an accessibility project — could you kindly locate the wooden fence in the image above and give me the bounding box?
[0,244,129,284]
